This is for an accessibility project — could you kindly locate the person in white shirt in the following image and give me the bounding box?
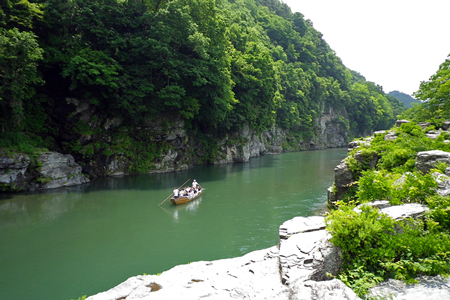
[173,188,179,198]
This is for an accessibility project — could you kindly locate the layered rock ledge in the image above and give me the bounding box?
[0,151,89,191]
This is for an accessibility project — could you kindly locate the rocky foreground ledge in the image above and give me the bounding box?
[86,203,450,300]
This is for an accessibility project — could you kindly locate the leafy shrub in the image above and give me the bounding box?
[0,132,47,154]
[326,203,450,297]
[355,170,398,203]
[426,195,450,232]
[390,171,437,204]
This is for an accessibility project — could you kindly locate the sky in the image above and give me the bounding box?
[281,0,450,96]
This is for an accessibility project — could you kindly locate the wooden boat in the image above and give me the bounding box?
[170,188,203,205]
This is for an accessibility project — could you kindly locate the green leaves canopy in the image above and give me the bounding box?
[1,0,401,142]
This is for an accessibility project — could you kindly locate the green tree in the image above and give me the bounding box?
[414,53,450,120]
[0,28,43,131]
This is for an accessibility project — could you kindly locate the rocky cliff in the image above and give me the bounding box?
[0,97,349,191]
[74,99,348,175]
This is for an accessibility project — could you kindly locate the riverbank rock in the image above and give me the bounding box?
[36,152,90,189]
[327,158,355,205]
[278,216,342,285]
[368,275,450,300]
[0,150,89,191]
[86,246,356,300]
[86,246,292,300]
[0,151,31,190]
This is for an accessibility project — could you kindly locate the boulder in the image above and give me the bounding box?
[278,216,342,285]
[384,132,398,141]
[396,120,410,127]
[368,275,450,300]
[415,150,450,174]
[0,150,90,191]
[279,216,326,239]
[0,151,31,190]
[380,203,429,234]
[327,159,356,205]
[432,172,450,196]
[353,149,379,169]
[36,152,90,189]
[290,279,361,300]
[425,130,443,140]
[353,200,391,213]
[418,122,432,129]
[278,229,342,285]
[442,120,450,131]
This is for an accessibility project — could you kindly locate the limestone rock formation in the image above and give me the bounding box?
[0,151,89,191]
[368,275,450,300]
[36,152,90,189]
[0,151,31,190]
[86,247,292,300]
[416,150,450,174]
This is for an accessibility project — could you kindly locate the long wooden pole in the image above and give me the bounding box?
[159,178,190,206]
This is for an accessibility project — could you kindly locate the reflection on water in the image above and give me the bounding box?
[0,148,348,300]
[0,184,91,229]
[159,197,203,223]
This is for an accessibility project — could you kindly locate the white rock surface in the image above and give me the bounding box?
[368,275,450,300]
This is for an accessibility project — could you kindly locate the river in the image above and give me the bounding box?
[0,148,347,300]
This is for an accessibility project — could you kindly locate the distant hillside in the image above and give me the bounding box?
[388,91,420,108]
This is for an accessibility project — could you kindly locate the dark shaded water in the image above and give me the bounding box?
[0,148,347,300]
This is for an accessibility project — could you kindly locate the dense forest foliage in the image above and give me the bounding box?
[0,0,405,160]
[388,90,419,108]
[399,53,450,123]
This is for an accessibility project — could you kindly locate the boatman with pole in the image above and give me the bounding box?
[173,187,179,199]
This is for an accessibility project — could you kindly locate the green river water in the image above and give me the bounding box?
[0,148,347,300]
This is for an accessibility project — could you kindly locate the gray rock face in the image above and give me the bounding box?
[279,216,326,239]
[416,150,450,174]
[316,106,348,148]
[65,97,350,176]
[36,152,90,189]
[327,158,355,205]
[290,279,361,300]
[368,275,450,300]
[278,216,342,285]
[355,202,429,234]
[0,151,89,191]
[396,120,410,127]
[433,172,450,196]
[353,200,391,213]
[380,203,429,222]
[0,152,31,190]
[279,229,342,285]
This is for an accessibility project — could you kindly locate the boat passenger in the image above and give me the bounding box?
[192,180,198,189]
